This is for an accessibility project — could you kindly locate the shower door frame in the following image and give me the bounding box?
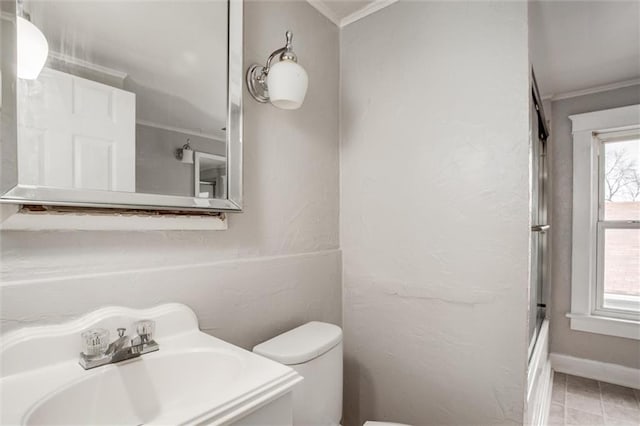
[528,69,550,361]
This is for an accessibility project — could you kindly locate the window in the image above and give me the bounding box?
[596,135,640,318]
[569,105,640,340]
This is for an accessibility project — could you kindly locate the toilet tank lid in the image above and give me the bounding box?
[253,322,342,365]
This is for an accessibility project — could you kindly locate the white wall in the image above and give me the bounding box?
[340,2,531,425]
[549,85,640,369]
[0,1,341,352]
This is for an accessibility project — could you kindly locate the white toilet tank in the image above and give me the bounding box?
[253,322,343,426]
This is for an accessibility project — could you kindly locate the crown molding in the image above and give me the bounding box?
[340,0,398,27]
[136,119,226,142]
[48,51,128,83]
[543,78,640,102]
[306,0,342,26]
[306,0,398,28]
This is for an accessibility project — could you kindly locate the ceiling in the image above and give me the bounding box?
[530,0,640,98]
[312,0,640,98]
[28,1,228,139]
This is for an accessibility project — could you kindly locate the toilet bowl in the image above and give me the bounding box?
[253,322,410,426]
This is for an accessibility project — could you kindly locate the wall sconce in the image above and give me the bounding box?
[246,31,308,110]
[17,0,49,80]
[175,139,194,164]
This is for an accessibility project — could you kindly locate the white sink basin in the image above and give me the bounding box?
[1,304,302,425]
[26,350,243,425]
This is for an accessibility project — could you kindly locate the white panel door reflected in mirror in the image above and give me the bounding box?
[18,68,136,192]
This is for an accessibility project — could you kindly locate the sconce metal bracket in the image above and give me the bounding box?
[175,148,186,161]
[246,64,269,103]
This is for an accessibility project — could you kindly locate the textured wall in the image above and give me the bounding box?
[549,85,640,369]
[0,0,341,352]
[340,2,531,425]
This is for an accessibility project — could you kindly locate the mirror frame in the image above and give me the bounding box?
[0,0,243,213]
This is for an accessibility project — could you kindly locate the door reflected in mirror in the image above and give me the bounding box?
[195,152,226,199]
[16,0,229,199]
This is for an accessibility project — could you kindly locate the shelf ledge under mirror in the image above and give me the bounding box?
[0,204,228,231]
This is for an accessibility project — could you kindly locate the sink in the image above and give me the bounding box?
[1,304,302,425]
[26,350,243,425]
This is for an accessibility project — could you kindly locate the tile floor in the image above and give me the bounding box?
[550,372,640,426]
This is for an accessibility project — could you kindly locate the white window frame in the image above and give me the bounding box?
[568,104,640,340]
[596,134,640,318]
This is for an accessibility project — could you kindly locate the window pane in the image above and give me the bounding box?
[603,139,640,220]
[602,228,640,312]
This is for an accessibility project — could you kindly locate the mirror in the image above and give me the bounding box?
[1,0,242,212]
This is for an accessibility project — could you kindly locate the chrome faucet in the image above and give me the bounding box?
[79,320,159,370]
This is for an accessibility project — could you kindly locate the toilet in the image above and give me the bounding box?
[253,322,409,426]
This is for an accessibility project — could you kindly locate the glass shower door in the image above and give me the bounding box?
[528,84,549,360]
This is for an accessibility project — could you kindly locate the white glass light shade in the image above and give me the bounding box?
[267,59,308,110]
[181,148,194,164]
[17,16,49,80]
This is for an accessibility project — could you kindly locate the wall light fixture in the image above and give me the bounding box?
[246,31,308,110]
[175,139,194,164]
[17,0,49,80]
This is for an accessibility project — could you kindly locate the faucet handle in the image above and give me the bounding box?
[135,320,155,341]
[81,328,110,358]
[117,327,126,338]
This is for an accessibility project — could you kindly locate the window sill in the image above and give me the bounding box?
[567,313,640,340]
